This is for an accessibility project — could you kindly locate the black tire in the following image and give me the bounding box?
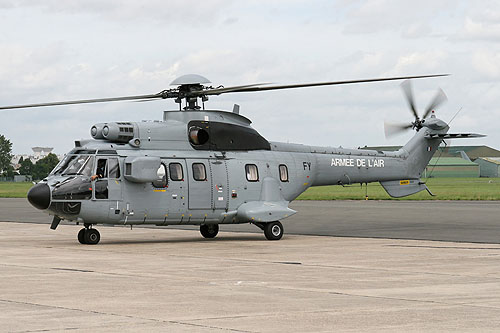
[84,228,100,245]
[264,221,283,240]
[200,224,219,238]
[78,228,86,244]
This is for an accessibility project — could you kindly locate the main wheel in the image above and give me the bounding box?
[78,228,86,244]
[84,228,100,245]
[200,224,219,238]
[264,221,283,240]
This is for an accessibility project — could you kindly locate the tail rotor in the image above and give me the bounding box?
[384,80,447,138]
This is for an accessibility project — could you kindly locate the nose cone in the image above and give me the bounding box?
[27,183,51,210]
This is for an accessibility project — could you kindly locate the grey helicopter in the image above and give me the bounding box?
[0,73,484,244]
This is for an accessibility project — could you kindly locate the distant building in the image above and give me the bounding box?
[362,145,500,160]
[439,146,500,159]
[475,158,500,178]
[10,147,62,171]
[361,145,500,178]
[31,147,53,158]
[424,157,480,178]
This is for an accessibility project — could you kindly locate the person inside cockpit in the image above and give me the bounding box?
[91,159,107,181]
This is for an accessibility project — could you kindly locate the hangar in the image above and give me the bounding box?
[362,145,500,178]
[438,145,500,159]
[475,157,500,178]
[423,157,479,178]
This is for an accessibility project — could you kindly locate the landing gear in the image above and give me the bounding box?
[77,228,86,244]
[254,221,284,240]
[200,224,219,238]
[264,221,284,240]
[77,225,101,245]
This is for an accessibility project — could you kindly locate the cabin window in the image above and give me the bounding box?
[169,163,184,181]
[279,164,288,182]
[152,164,168,188]
[192,163,207,181]
[108,158,121,179]
[245,164,259,182]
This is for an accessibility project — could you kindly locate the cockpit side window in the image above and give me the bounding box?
[108,158,120,179]
[53,155,77,175]
[62,155,95,176]
[81,156,94,177]
[96,159,108,178]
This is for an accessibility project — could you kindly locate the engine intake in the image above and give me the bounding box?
[91,122,135,143]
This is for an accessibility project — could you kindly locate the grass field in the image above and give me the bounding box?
[1,178,499,200]
[0,182,34,198]
[297,178,500,200]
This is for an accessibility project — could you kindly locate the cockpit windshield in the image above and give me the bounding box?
[52,155,95,176]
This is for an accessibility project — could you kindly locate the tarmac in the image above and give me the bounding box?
[1,199,500,332]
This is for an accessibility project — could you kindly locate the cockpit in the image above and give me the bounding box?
[47,149,120,202]
[52,154,95,177]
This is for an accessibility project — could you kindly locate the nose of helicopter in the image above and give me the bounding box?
[27,183,51,210]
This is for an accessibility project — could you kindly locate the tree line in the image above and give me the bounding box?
[0,134,59,181]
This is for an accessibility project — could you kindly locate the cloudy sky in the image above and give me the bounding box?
[0,0,499,154]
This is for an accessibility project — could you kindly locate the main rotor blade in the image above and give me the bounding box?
[200,83,270,96]
[384,122,413,138]
[400,80,419,120]
[201,74,449,95]
[0,73,449,110]
[422,88,447,119]
[0,93,164,110]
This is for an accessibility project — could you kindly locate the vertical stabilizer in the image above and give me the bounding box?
[380,116,448,197]
[400,129,443,179]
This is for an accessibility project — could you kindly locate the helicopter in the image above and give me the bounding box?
[1,73,485,244]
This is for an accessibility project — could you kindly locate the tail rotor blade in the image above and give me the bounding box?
[401,80,419,120]
[384,122,413,138]
[422,88,447,119]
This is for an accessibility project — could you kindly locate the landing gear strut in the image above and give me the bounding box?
[200,224,219,238]
[78,225,101,245]
[254,221,284,240]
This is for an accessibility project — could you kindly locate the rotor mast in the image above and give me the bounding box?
[170,74,212,111]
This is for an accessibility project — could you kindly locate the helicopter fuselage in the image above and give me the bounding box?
[14,73,484,243]
[28,109,446,229]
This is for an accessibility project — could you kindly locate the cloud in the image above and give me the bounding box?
[471,50,500,79]
[0,1,499,154]
[0,0,234,25]
[341,0,456,37]
[457,16,500,42]
[391,51,449,74]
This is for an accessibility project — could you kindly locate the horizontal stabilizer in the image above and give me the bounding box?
[425,133,486,139]
[380,179,429,198]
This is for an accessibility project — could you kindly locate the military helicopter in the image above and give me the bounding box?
[1,73,485,244]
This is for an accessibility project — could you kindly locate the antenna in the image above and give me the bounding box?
[448,107,463,125]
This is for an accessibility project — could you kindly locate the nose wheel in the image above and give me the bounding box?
[78,226,100,245]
